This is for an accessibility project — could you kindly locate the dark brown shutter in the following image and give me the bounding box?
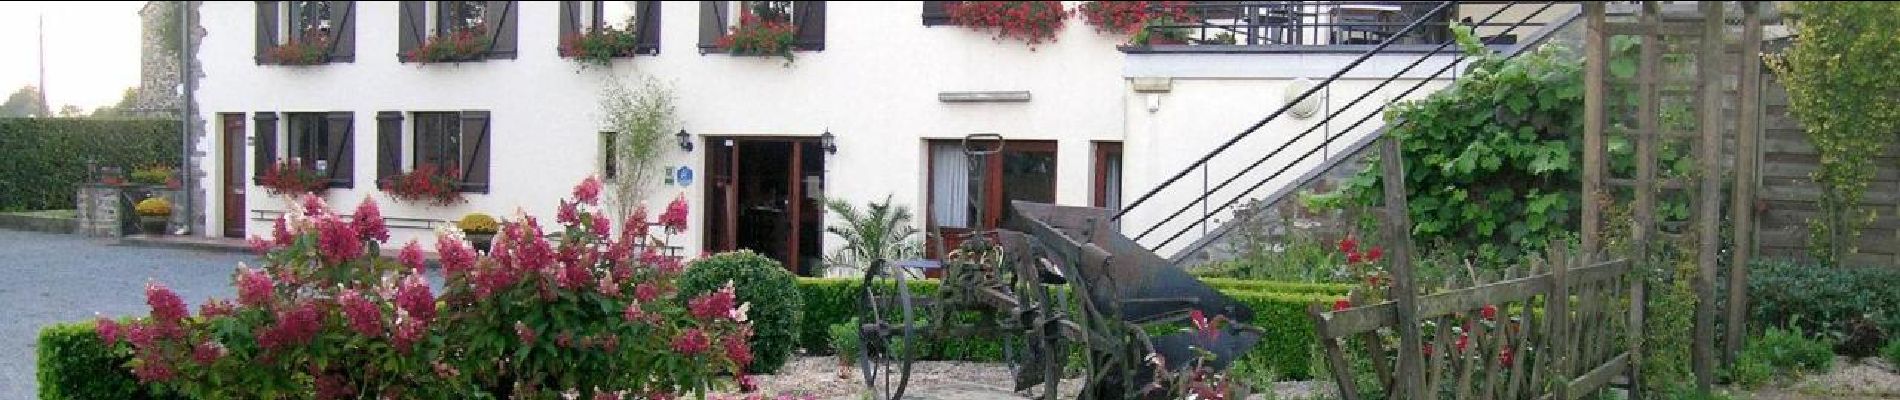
[324,112,355,188]
[256,1,280,64]
[485,1,518,59]
[252,112,278,184]
[793,1,825,51]
[458,111,491,193]
[922,1,954,26]
[636,1,661,54]
[376,111,403,185]
[398,1,426,60]
[559,1,581,44]
[326,1,355,62]
[698,1,728,51]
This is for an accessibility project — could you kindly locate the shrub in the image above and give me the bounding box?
[1749,325,1836,374]
[1724,348,1773,389]
[0,118,179,211]
[128,164,175,187]
[102,179,749,399]
[828,318,861,364]
[1748,260,1900,342]
[681,250,804,373]
[36,320,182,400]
[1883,339,1900,367]
[134,197,172,217]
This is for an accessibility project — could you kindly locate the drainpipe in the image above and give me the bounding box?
[175,1,194,236]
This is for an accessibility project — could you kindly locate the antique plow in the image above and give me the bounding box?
[854,135,1266,400]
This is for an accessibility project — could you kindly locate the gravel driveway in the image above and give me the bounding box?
[0,230,255,398]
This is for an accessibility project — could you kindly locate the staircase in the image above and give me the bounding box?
[1110,2,1589,266]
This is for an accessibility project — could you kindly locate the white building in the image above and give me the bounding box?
[188,1,1574,274]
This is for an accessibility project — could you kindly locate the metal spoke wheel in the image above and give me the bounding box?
[997,235,1068,400]
[856,259,915,400]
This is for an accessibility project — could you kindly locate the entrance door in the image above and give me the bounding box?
[926,140,1058,256]
[221,114,247,238]
[703,137,826,275]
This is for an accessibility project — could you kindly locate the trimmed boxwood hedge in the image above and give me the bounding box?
[793,278,1338,380]
[37,320,183,400]
[679,251,805,373]
[0,118,181,211]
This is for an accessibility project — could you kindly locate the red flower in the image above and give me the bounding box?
[340,289,383,337]
[1364,247,1384,263]
[199,299,236,318]
[351,197,389,242]
[191,340,225,365]
[237,267,273,307]
[573,175,603,206]
[271,217,294,246]
[725,334,754,367]
[557,200,581,226]
[246,236,274,255]
[672,328,710,355]
[145,281,188,325]
[435,232,477,275]
[1455,333,1469,353]
[1346,251,1363,264]
[1338,236,1358,255]
[1480,305,1498,321]
[316,215,364,265]
[515,321,537,344]
[399,240,427,272]
[689,285,739,321]
[1498,347,1515,367]
[659,195,690,233]
[395,275,436,322]
[1332,299,1352,312]
[623,301,646,322]
[94,317,121,343]
[1422,343,1434,357]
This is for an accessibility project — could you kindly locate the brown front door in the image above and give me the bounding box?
[221,114,247,238]
[702,137,826,275]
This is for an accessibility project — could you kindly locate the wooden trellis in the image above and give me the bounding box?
[1307,2,1767,399]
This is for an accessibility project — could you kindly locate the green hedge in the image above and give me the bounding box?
[793,278,1338,380]
[37,320,183,400]
[0,118,181,211]
[1199,278,1352,295]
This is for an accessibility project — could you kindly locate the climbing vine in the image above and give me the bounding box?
[1767,2,1900,266]
[1315,26,1694,266]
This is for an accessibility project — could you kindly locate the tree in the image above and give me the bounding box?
[1,86,48,117]
[56,105,84,118]
[599,77,679,219]
[823,195,921,275]
[90,88,142,117]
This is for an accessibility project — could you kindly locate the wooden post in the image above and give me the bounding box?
[1378,135,1426,398]
[1725,1,1763,364]
[1627,2,1662,398]
[1545,242,1572,400]
[1581,1,1608,260]
[1692,0,1726,392]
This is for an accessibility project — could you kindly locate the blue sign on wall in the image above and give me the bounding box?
[675,166,694,186]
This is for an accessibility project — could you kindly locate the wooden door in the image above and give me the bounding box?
[704,138,737,253]
[221,114,247,238]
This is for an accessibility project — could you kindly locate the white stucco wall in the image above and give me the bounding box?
[193,1,1128,259]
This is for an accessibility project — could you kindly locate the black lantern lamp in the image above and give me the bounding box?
[676,129,694,152]
[820,129,837,154]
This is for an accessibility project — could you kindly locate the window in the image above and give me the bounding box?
[698,1,824,52]
[921,1,955,26]
[1093,142,1123,230]
[398,1,517,60]
[396,111,491,192]
[252,112,354,188]
[560,1,661,56]
[601,131,618,180]
[926,140,1057,230]
[254,1,356,64]
[412,112,462,172]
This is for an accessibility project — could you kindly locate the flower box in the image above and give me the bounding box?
[404,25,491,64]
[560,27,646,67]
[379,163,465,206]
[715,14,798,64]
[263,29,334,65]
[259,159,328,197]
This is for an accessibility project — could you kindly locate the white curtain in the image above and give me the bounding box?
[1105,155,1122,213]
[930,142,970,228]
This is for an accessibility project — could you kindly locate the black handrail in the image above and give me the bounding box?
[1112,1,1458,222]
[1157,2,1575,258]
[1130,1,1539,243]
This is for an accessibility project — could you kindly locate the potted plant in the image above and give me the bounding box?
[947,1,1070,47]
[559,23,643,67]
[263,29,332,65]
[259,158,328,197]
[1078,1,1189,36]
[715,12,798,64]
[458,212,499,251]
[404,24,491,63]
[135,196,172,235]
[1131,15,1192,46]
[379,163,464,206]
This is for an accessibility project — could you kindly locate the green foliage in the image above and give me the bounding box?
[1724,346,1773,389]
[0,118,181,211]
[828,318,861,364]
[1747,325,1836,374]
[1643,256,1699,394]
[791,278,1332,381]
[1882,338,1900,367]
[1768,2,1900,265]
[1333,26,1586,264]
[823,195,922,276]
[599,77,678,218]
[681,250,805,373]
[37,321,183,400]
[1747,260,1900,341]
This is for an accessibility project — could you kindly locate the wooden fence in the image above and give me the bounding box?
[1307,245,1641,400]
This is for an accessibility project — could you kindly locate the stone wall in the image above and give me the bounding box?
[129,1,184,118]
[74,185,186,237]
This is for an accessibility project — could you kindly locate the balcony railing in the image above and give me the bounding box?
[1127,1,1554,53]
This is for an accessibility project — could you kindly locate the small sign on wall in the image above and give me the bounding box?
[675,166,694,187]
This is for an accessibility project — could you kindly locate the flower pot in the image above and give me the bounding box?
[140,215,168,235]
[466,232,495,252]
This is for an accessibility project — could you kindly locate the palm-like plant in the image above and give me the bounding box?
[823,195,921,275]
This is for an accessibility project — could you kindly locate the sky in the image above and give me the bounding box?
[0,1,145,112]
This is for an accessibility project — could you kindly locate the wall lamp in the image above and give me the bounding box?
[819,130,837,154]
[676,129,694,152]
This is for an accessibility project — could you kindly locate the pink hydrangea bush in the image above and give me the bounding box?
[101,180,750,399]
